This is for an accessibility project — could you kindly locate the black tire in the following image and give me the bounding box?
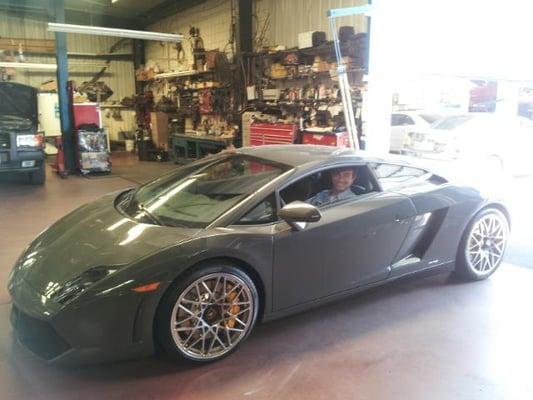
[453,208,509,281]
[155,262,259,364]
[29,165,46,185]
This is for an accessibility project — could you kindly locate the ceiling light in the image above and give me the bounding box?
[48,23,183,42]
[0,62,57,70]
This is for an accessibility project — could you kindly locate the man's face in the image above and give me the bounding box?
[331,168,356,193]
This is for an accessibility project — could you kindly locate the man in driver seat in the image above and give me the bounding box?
[307,167,357,207]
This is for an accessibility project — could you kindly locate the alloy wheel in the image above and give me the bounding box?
[465,211,508,276]
[170,272,255,360]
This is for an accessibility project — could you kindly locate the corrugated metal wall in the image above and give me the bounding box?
[144,0,367,70]
[0,13,135,101]
[0,12,137,139]
[145,0,233,72]
[262,0,368,47]
[100,109,137,141]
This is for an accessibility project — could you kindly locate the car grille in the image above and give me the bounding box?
[0,132,10,149]
[10,306,71,360]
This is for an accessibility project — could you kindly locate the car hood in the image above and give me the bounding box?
[13,192,201,295]
[0,82,38,125]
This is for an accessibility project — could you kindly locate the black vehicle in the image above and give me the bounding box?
[8,145,509,365]
[0,82,45,184]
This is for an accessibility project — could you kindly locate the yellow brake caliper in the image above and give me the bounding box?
[226,285,240,329]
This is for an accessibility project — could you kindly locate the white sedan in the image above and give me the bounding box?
[390,111,441,153]
[403,113,533,176]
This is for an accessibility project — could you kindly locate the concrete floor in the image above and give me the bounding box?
[1,153,532,400]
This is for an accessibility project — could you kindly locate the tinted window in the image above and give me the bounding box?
[370,163,427,190]
[391,114,414,126]
[237,194,277,224]
[391,114,404,126]
[280,165,377,209]
[123,155,290,228]
[403,115,415,125]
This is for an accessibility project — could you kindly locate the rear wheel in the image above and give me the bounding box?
[155,263,259,363]
[28,165,45,185]
[454,208,509,280]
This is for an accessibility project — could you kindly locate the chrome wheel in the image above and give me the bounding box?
[170,272,255,361]
[465,211,508,276]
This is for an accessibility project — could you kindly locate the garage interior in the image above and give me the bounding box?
[1,0,533,399]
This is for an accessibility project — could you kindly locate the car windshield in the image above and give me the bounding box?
[431,115,474,130]
[418,113,441,124]
[120,154,290,228]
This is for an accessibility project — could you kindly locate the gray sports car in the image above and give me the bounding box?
[8,145,510,365]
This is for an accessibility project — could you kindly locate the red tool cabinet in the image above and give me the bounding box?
[250,123,297,146]
[302,130,350,147]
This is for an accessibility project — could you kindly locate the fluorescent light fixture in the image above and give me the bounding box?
[0,62,57,70]
[48,23,183,42]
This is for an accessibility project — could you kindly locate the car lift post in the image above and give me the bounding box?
[327,4,372,151]
[53,0,76,173]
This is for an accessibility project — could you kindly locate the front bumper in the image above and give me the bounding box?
[9,278,158,365]
[0,150,44,174]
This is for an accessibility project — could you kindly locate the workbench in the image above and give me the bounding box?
[170,133,234,164]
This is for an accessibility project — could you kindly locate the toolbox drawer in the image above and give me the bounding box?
[250,123,297,146]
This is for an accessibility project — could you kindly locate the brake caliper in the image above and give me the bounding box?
[225,285,240,328]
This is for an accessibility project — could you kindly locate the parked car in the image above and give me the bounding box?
[403,113,533,175]
[0,82,45,184]
[390,111,441,153]
[9,145,509,365]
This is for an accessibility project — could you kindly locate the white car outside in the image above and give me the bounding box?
[403,113,533,176]
[390,111,441,153]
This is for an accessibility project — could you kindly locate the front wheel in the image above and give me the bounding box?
[155,264,259,363]
[454,208,509,281]
[28,165,46,185]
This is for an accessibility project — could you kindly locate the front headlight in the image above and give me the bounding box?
[16,133,44,149]
[46,266,120,305]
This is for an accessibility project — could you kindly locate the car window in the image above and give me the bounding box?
[432,115,474,130]
[403,115,415,125]
[123,155,290,228]
[236,194,277,225]
[391,114,414,126]
[391,114,404,126]
[419,113,441,124]
[279,165,377,209]
[370,163,427,190]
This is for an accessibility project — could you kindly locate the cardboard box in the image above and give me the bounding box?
[150,112,169,150]
[298,31,315,49]
[40,80,57,92]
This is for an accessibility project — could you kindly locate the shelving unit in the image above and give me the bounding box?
[240,37,367,148]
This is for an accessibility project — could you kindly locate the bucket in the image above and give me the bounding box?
[125,139,134,152]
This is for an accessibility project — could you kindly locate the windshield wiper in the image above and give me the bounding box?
[137,203,164,226]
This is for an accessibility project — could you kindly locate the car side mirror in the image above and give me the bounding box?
[278,201,322,231]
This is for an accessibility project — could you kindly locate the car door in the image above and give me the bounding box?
[272,164,416,311]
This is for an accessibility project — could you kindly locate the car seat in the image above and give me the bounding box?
[351,167,374,195]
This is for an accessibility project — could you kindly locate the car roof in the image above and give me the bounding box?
[236,145,417,169]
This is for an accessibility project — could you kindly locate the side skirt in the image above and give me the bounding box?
[260,261,455,323]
